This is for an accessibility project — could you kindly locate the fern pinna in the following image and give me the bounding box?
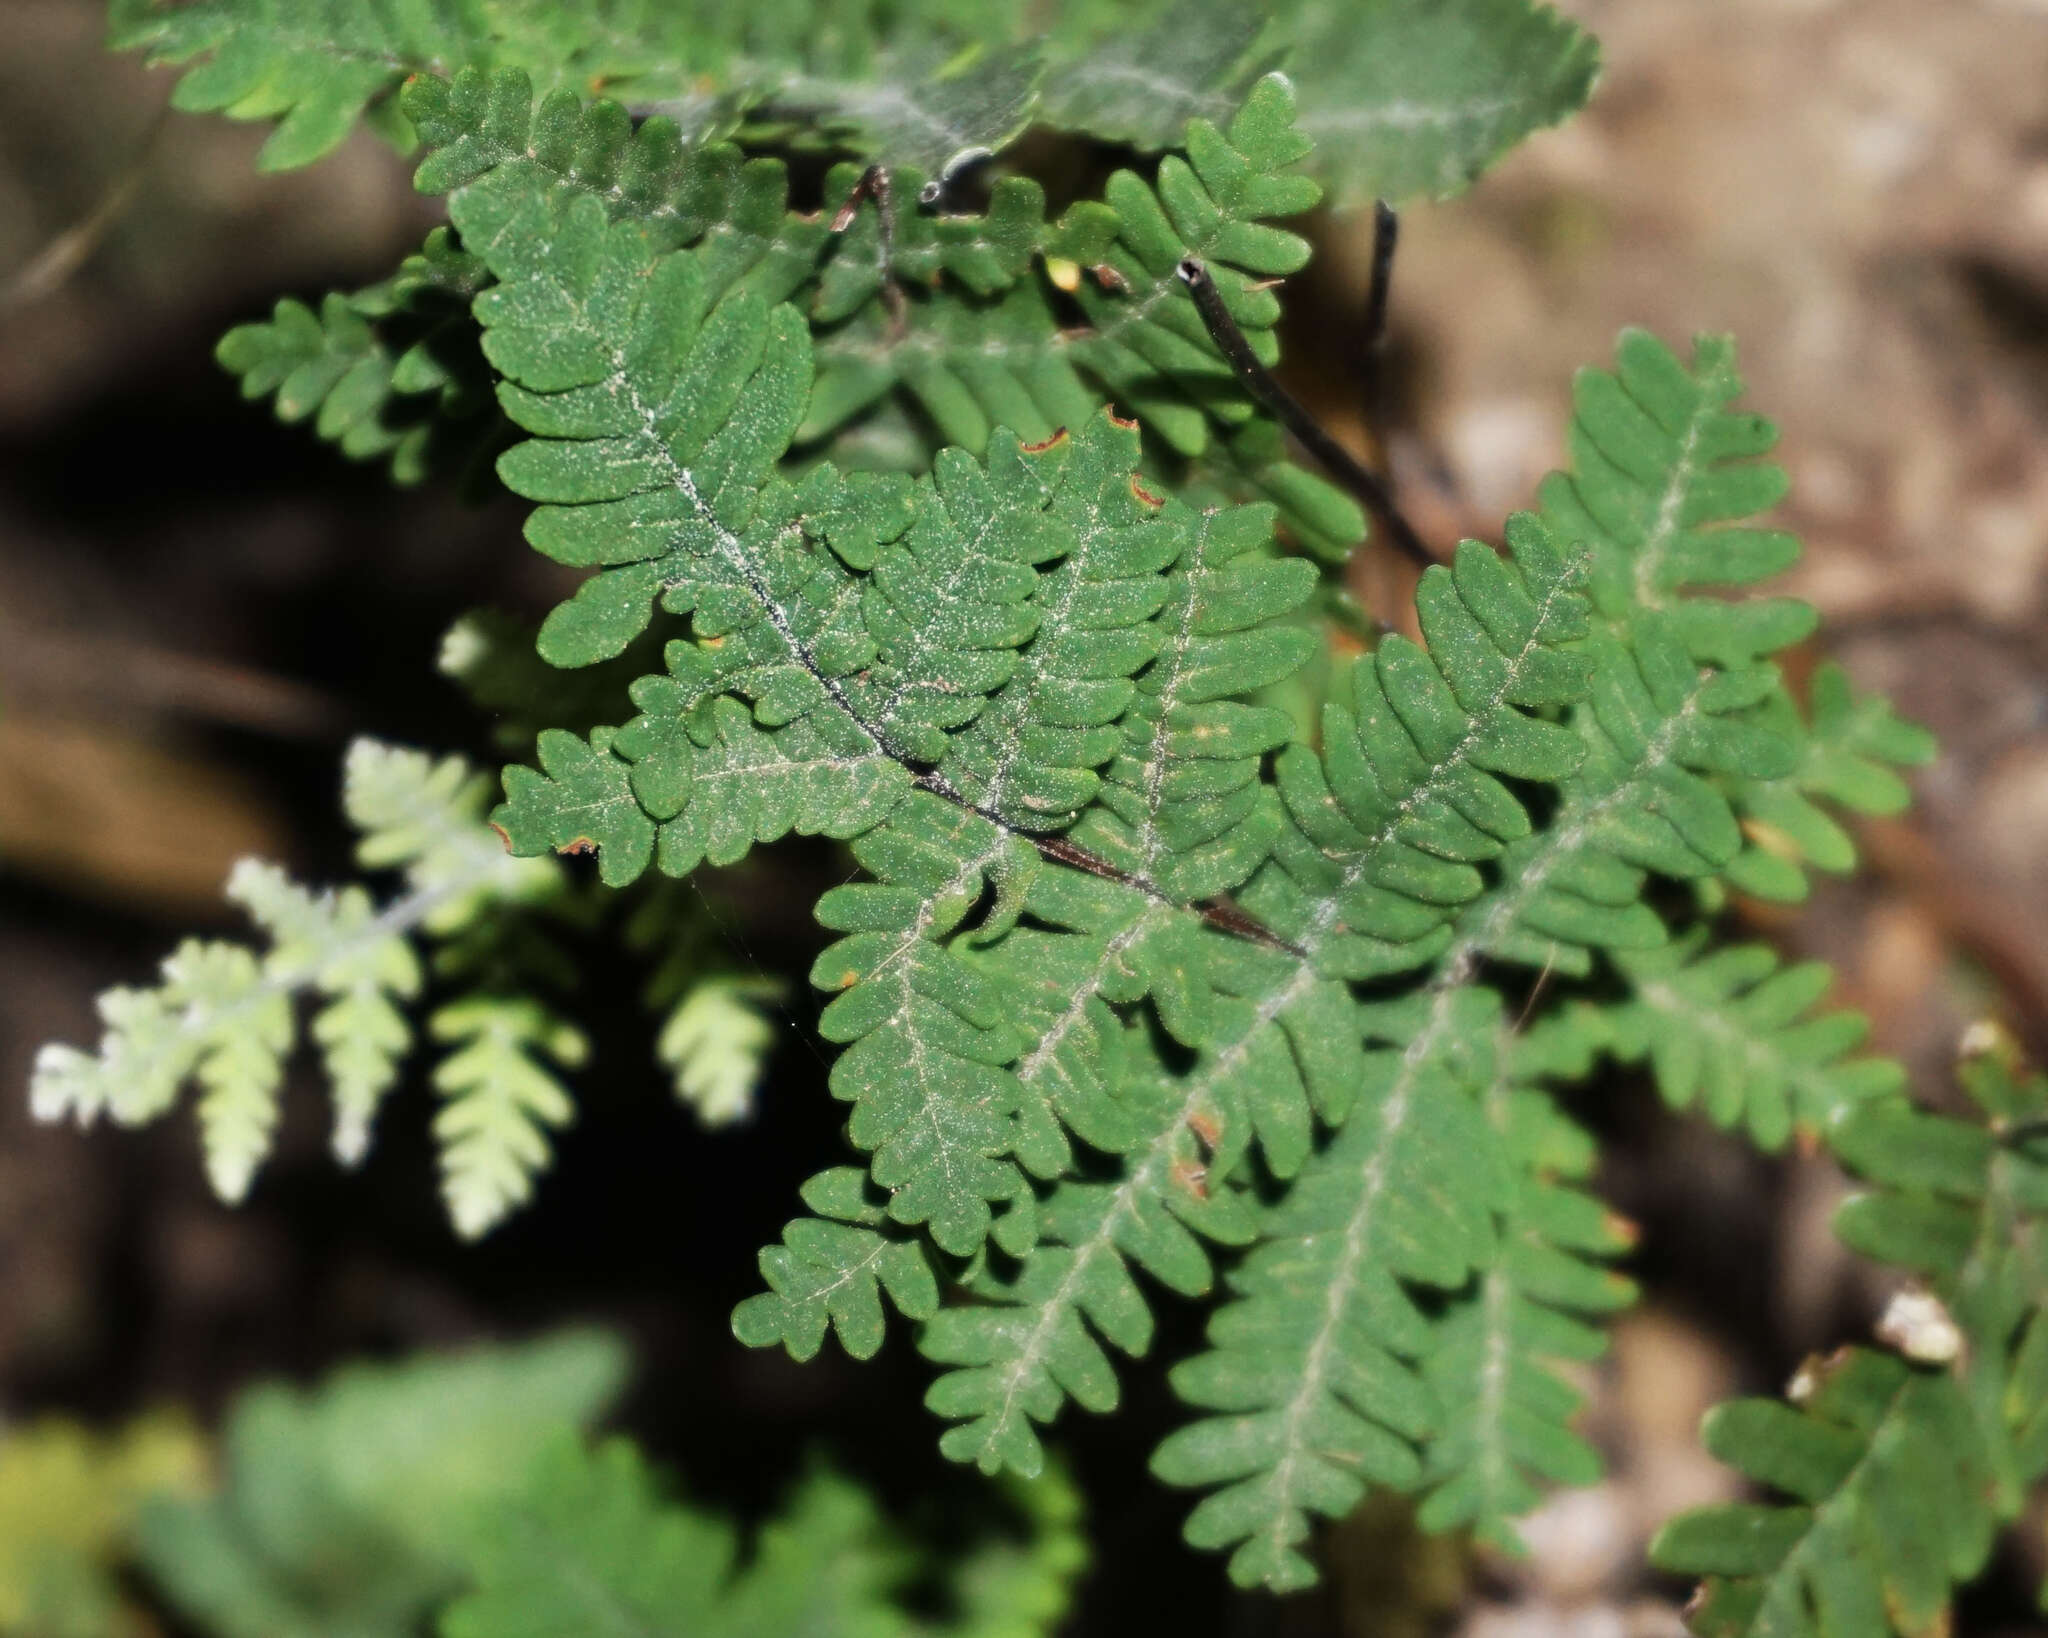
[42,0,2048,1621]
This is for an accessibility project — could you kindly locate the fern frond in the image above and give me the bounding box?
[912,515,1596,1479]
[406,69,831,291]
[813,800,1053,1255]
[1145,582,1795,1588]
[108,0,494,170]
[30,741,571,1232]
[1602,938,1907,1150]
[136,1330,625,1638]
[1721,660,1937,903]
[1150,987,1508,1591]
[430,994,585,1238]
[917,935,1261,1474]
[1263,515,1592,975]
[625,885,783,1126]
[1038,0,1266,152]
[733,1167,940,1360]
[1655,1348,1995,1638]
[1415,1065,1636,1552]
[1538,330,1931,907]
[216,228,492,483]
[440,1427,1085,1638]
[807,74,1365,557]
[113,0,1022,173]
[1072,499,1316,903]
[1274,0,1600,207]
[1652,1029,2048,1634]
[1453,621,1795,977]
[1540,330,1810,664]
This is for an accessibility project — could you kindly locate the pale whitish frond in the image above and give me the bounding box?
[432,994,586,1238]
[31,740,566,1229]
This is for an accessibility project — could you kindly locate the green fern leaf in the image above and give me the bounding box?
[1722,661,1937,903]
[1654,1030,2048,1634]
[732,1168,941,1360]
[1604,938,1907,1149]
[1540,330,1811,665]
[441,1435,737,1638]
[136,1331,626,1638]
[1038,0,1266,152]
[803,42,1043,177]
[1072,499,1315,902]
[1266,516,1591,975]
[1653,1349,1994,1638]
[107,0,492,170]
[1151,988,1510,1592]
[805,73,1365,559]
[917,951,1260,1475]
[910,512,1596,1480]
[1275,0,1599,207]
[1416,1071,1636,1551]
[217,229,492,483]
[440,1426,1085,1638]
[1537,330,1929,904]
[1453,622,1795,977]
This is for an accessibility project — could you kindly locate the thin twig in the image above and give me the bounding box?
[1176,254,1439,569]
[832,164,906,335]
[1362,201,1399,358]
[908,770,1305,957]
[1,110,167,314]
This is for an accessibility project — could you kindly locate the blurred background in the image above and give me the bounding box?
[2,0,2046,1631]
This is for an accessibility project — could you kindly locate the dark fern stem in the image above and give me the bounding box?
[1177,252,1438,570]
